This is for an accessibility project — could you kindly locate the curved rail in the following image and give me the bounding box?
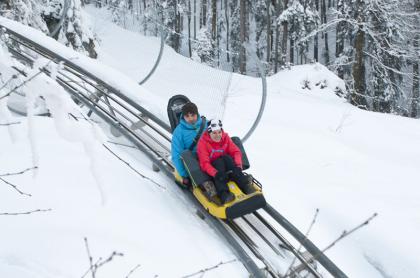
[48,0,70,38]
[241,44,268,144]
[0,22,347,278]
[0,24,266,278]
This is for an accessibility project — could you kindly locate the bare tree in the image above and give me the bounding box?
[411,0,420,117]
[239,0,247,73]
[351,0,368,109]
[321,0,329,64]
[314,0,319,62]
[225,0,230,62]
[281,0,289,65]
[188,0,192,57]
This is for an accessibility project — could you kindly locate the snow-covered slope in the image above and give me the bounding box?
[0,36,246,277]
[87,6,420,277]
[1,5,420,278]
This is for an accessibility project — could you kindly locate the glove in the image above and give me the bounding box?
[182,177,191,186]
[232,166,243,175]
[214,171,228,182]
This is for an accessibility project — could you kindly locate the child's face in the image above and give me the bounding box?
[183,113,198,124]
[209,130,222,142]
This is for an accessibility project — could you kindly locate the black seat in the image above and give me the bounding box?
[167,94,191,132]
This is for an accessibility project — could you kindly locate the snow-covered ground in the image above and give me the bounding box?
[1,5,420,277]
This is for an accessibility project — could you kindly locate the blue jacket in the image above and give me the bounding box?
[171,115,206,177]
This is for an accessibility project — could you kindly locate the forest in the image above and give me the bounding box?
[1,0,419,117]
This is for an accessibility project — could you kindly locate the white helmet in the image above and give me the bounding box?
[207,119,223,133]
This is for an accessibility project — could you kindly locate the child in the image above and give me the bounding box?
[197,119,255,204]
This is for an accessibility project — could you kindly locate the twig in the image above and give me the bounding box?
[293,213,379,269]
[107,140,137,149]
[0,74,19,91]
[82,237,124,278]
[96,251,124,268]
[0,121,21,126]
[0,67,47,100]
[125,264,141,278]
[68,113,100,124]
[181,259,237,278]
[284,209,320,277]
[0,166,38,177]
[102,144,166,190]
[0,208,51,216]
[322,213,378,253]
[0,177,32,196]
[84,237,95,278]
[81,258,102,278]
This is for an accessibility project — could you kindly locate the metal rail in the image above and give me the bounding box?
[264,205,347,278]
[0,24,266,278]
[1,22,347,278]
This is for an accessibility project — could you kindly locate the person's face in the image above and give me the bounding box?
[209,130,222,142]
[184,113,198,124]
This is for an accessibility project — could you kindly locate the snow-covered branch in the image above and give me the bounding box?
[0,167,38,197]
[322,213,378,252]
[102,144,166,190]
[0,121,21,126]
[181,259,237,278]
[0,208,52,216]
[0,166,38,177]
[0,62,50,101]
[124,264,141,278]
[285,208,320,277]
[0,177,31,197]
[81,237,124,278]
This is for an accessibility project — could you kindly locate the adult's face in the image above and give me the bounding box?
[209,130,222,142]
[183,113,198,124]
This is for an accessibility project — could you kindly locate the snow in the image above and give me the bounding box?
[1,5,420,278]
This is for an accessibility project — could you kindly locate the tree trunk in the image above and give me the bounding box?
[188,0,192,57]
[314,0,319,62]
[201,0,207,27]
[351,24,367,109]
[274,0,281,72]
[212,0,217,40]
[411,0,420,117]
[266,0,271,63]
[174,1,180,53]
[290,22,294,64]
[321,0,329,64]
[335,0,345,78]
[194,0,197,39]
[225,0,230,63]
[281,0,288,65]
[142,0,147,35]
[239,0,246,73]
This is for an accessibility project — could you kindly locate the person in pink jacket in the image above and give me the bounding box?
[197,119,255,204]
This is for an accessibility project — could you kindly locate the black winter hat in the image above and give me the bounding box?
[182,102,198,116]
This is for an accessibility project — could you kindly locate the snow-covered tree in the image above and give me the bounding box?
[1,0,97,58]
[56,0,97,58]
[0,0,48,32]
[192,27,214,66]
[278,0,319,64]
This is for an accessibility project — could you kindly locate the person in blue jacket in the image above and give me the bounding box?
[171,102,207,187]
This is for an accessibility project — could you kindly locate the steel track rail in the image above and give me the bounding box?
[1,24,347,278]
[0,29,266,278]
[252,212,322,278]
[263,205,347,278]
[2,26,172,132]
[227,219,280,278]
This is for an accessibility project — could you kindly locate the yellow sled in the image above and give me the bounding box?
[174,169,266,219]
